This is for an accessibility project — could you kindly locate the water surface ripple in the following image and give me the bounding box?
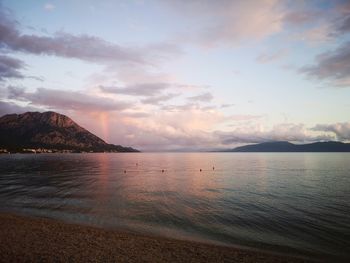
[1,153,349,260]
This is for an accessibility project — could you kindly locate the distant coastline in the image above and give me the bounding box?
[0,148,136,154]
[221,141,350,152]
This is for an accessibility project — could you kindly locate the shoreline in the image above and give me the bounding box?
[0,213,320,262]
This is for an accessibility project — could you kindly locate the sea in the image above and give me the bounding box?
[0,153,349,261]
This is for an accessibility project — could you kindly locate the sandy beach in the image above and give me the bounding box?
[0,213,318,263]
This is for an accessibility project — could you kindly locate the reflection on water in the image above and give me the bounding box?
[1,153,350,260]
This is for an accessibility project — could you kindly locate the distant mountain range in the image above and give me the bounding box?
[0,111,139,153]
[224,141,350,152]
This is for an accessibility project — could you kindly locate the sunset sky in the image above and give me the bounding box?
[0,0,350,151]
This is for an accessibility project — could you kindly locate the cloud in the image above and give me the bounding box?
[283,10,321,26]
[99,82,205,98]
[277,1,350,44]
[0,5,180,66]
[0,100,39,116]
[4,90,343,150]
[99,83,170,97]
[291,24,332,43]
[44,3,55,11]
[0,55,24,81]
[161,0,350,48]
[220,103,235,108]
[256,49,288,63]
[162,0,285,47]
[121,111,150,118]
[225,114,263,122]
[140,93,179,105]
[337,15,350,33]
[334,1,350,34]
[300,41,350,87]
[103,117,337,151]
[117,106,224,150]
[7,86,132,112]
[99,81,205,107]
[295,2,350,86]
[161,102,216,112]
[312,122,350,140]
[6,85,25,98]
[187,92,213,102]
[280,2,349,44]
[216,123,334,144]
[300,2,350,41]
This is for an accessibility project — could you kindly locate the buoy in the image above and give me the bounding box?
[200,169,202,172]
[213,166,215,170]
[124,170,126,173]
[162,169,164,173]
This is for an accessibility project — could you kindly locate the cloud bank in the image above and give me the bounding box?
[216,123,335,145]
[6,86,132,112]
[0,55,24,81]
[300,41,350,87]
[0,5,180,67]
[312,122,350,140]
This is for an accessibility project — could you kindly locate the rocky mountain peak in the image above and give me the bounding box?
[0,111,139,152]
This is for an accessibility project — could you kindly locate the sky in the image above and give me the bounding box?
[0,0,350,151]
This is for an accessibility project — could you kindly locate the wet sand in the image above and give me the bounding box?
[0,213,317,262]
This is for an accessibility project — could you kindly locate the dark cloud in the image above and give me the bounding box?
[296,3,350,87]
[0,55,24,81]
[312,122,350,140]
[187,92,213,102]
[300,41,350,87]
[7,86,131,112]
[334,1,350,35]
[337,15,350,33]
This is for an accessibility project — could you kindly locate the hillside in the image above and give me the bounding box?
[0,111,139,152]
[226,141,350,152]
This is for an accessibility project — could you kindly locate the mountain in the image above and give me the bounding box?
[225,141,350,152]
[0,111,139,152]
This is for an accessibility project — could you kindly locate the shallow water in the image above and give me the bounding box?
[1,153,350,260]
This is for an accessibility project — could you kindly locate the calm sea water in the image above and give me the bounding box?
[1,153,350,260]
